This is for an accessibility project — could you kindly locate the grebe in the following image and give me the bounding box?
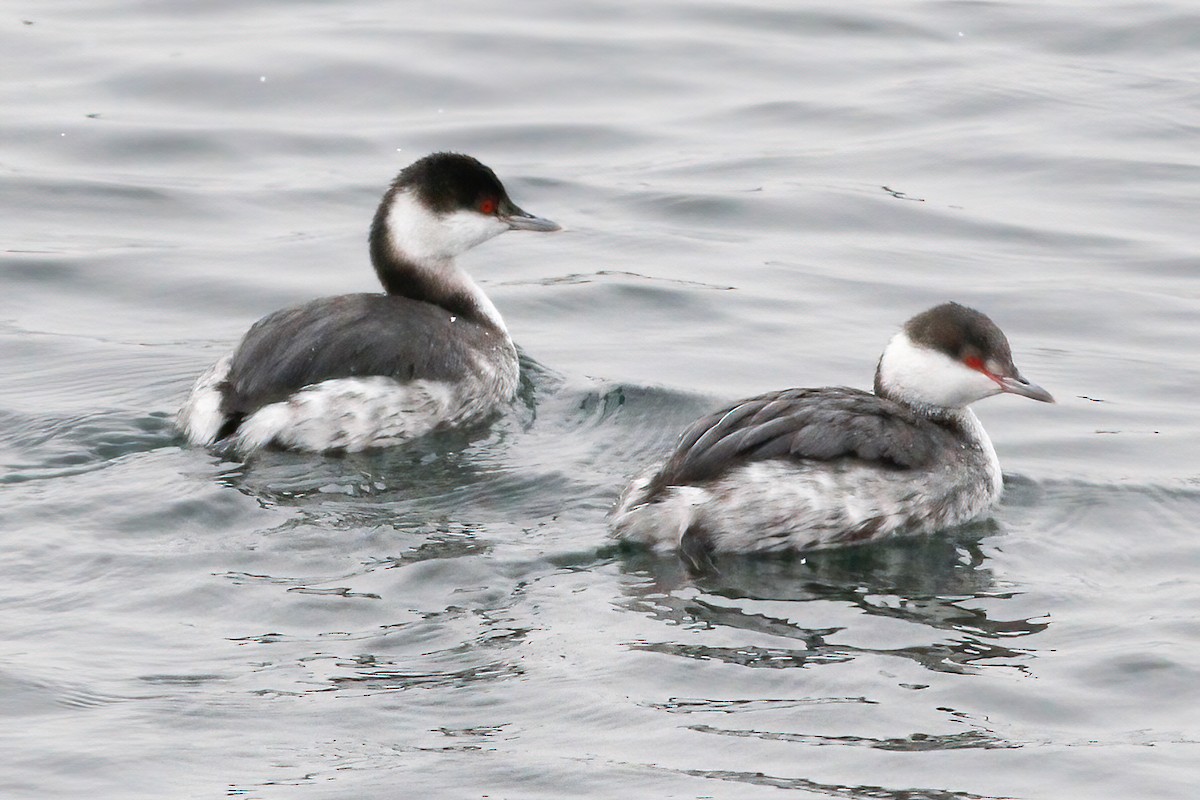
[610,302,1053,569]
[178,152,559,453]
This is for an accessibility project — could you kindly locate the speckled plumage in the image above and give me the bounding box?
[177,152,557,453]
[610,392,999,560]
[610,303,1052,566]
[218,294,513,424]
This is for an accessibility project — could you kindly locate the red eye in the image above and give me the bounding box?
[964,356,985,372]
[479,198,497,215]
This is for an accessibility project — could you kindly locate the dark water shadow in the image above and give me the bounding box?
[662,763,1013,800]
[616,525,1050,676]
[0,408,177,485]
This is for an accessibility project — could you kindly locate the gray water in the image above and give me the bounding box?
[3,1,1199,798]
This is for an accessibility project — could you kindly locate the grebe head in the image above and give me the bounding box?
[874,302,1054,412]
[370,152,560,273]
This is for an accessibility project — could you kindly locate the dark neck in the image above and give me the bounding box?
[368,199,494,326]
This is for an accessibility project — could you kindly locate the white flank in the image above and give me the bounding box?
[610,426,1002,556]
[234,378,462,453]
[609,466,709,551]
[177,353,232,445]
[231,340,518,453]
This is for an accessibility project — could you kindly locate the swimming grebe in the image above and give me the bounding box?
[610,302,1053,569]
[178,152,560,453]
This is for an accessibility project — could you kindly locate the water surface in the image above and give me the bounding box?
[3,1,1199,798]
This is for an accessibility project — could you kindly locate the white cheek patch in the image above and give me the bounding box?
[386,191,506,263]
[385,191,444,264]
[439,208,509,253]
[877,332,1000,409]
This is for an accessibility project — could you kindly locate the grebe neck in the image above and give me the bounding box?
[368,189,508,332]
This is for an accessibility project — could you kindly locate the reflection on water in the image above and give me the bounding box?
[609,532,1051,799]
[328,653,526,694]
[685,722,1018,751]
[618,528,1050,675]
[663,765,1012,800]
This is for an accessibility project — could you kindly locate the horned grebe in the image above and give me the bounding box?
[610,302,1053,570]
[178,152,560,453]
